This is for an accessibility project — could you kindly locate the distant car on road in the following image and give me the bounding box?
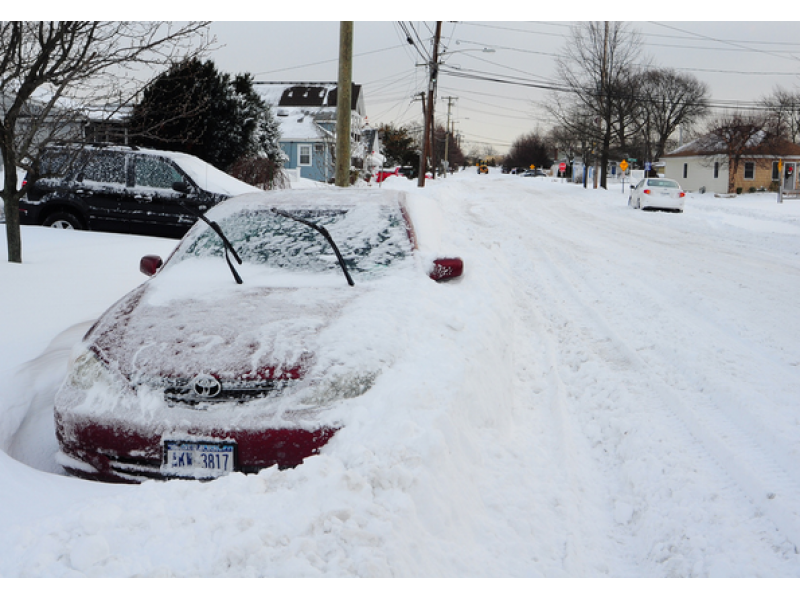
[375,167,402,183]
[628,177,686,213]
[19,144,258,238]
[374,166,426,182]
[54,188,465,483]
[523,169,546,178]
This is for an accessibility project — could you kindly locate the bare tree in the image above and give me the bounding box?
[549,21,644,189]
[638,68,709,168]
[699,112,785,194]
[503,132,553,172]
[1,21,210,263]
[761,86,800,144]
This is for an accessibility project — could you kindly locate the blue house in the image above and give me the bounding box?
[253,82,366,183]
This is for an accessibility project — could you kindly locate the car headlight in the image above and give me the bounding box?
[66,348,116,391]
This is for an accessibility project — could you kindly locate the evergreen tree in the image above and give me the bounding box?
[130,59,281,172]
[378,124,420,168]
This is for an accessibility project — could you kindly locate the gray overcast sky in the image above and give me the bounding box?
[203,20,800,153]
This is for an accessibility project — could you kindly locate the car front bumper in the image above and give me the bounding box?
[55,409,337,483]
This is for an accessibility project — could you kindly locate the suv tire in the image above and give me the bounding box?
[43,211,83,230]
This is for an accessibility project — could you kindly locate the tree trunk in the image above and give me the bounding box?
[2,148,22,263]
[728,158,738,194]
[600,121,612,189]
[4,198,22,264]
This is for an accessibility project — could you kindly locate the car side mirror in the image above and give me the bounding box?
[429,258,463,282]
[172,181,191,194]
[140,255,163,277]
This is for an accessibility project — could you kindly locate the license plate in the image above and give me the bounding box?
[162,440,237,478]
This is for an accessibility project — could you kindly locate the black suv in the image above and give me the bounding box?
[19,145,257,238]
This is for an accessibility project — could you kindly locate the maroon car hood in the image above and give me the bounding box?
[87,282,353,382]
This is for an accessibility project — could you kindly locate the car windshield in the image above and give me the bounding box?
[173,203,413,278]
[647,179,679,188]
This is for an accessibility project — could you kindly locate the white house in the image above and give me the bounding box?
[663,132,800,194]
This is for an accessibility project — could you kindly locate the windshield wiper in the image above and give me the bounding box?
[180,203,243,284]
[270,208,355,287]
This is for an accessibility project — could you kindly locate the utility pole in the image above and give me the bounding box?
[416,92,426,180]
[597,20,609,190]
[443,96,457,178]
[335,21,353,187]
[418,21,442,187]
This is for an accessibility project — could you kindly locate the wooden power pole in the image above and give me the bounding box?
[418,21,442,187]
[335,21,353,187]
[443,96,457,178]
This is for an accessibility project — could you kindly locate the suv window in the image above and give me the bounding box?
[134,155,184,189]
[80,151,127,185]
[40,150,72,179]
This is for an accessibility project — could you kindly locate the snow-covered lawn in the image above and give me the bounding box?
[2,170,800,578]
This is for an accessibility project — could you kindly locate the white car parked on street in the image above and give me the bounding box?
[628,178,685,213]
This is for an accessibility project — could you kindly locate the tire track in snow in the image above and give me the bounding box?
[455,190,637,575]
[534,240,800,555]
[433,176,800,573]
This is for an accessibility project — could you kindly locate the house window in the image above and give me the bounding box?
[773,161,780,180]
[299,145,312,166]
[744,161,755,180]
[713,162,719,179]
[683,163,688,178]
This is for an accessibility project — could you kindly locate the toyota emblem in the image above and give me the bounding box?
[191,373,222,398]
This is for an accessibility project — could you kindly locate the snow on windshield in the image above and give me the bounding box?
[174,202,413,277]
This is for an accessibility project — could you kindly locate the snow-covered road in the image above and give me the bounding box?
[2,171,800,577]
[432,173,800,576]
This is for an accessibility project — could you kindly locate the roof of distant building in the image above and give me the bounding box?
[253,82,364,114]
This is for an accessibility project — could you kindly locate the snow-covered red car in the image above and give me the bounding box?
[54,188,463,483]
[374,166,430,183]
[374,167,403,182]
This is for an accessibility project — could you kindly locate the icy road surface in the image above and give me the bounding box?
[2,171,800,577]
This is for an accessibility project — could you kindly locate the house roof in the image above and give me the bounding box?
[253,82,364,114]
[665,131,800,158]
[272,107,333,142]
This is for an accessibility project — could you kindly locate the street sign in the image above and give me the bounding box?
[619,160,628,171]
[559,162,566,173]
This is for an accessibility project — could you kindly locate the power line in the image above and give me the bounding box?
[252,43,408,76]
[647,21,800,64]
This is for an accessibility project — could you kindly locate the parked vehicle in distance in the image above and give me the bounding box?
[374,166,403,183]
[375,166,426,182]
[19,144,259,238]
[54,188,465,483]
[523,169,546,177]
[628,177,686,212]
